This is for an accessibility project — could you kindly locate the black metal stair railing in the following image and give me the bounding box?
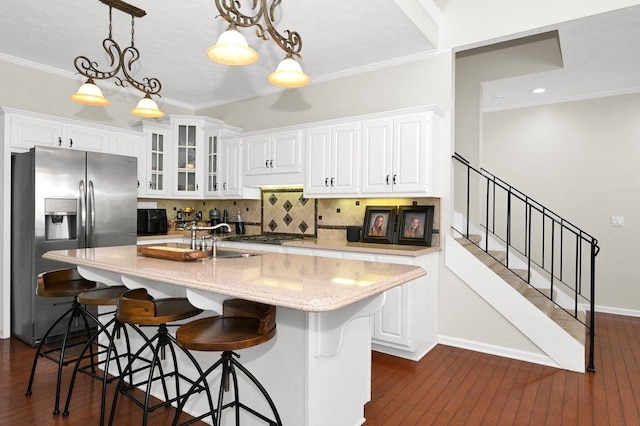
[452,153,600,372]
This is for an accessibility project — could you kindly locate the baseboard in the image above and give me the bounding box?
[437,335,561,369]
[594,304,640,317]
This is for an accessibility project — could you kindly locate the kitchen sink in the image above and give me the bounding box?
[211,249,259,259]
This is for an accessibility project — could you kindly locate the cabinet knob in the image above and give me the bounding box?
[386,175,390,185]
[270,159,274,168]
[195,183,198,190]
[69,138,73,148]
[324,178,329,187]
[214,183,218,191]
[58,137,62,147]
[137,180,140,189]
[330,177,335,187]
[393,174,397,185]
[265,160,269,168]
[223,182,227,190]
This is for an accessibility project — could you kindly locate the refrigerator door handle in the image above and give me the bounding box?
[79,179,87,247]
[87,180,96,247]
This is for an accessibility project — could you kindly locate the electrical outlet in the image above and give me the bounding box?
[611,216,624,227]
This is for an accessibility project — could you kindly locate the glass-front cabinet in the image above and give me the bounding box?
[137,123,170,198]
[204,129,221,197]
[174,122,199,196]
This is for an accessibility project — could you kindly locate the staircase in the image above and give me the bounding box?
[456,234,586,344]
[450,153,599,372]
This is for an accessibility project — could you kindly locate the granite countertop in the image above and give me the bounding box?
[43,245,426,312]
[137,231,440,257]
[281,239,440,257]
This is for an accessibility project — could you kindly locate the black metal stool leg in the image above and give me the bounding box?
[25,304,76,399]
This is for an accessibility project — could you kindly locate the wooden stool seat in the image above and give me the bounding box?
[176,315,276,352]
[77,286,128,306]
[36,268,103,298]
[26,268,103,415]
[109,288,210,426]
[172,299,281,426]
[116,288,203,325]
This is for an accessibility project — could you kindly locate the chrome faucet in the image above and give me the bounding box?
[190,223,231,251]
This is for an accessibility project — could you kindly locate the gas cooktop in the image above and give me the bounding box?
[223,234,305,245]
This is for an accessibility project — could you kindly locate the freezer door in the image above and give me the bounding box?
[86,152,137,247]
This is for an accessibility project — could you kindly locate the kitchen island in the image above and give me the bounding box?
[43,245,427,426]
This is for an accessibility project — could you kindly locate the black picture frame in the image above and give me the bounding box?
[396,206,434,246]
[362,206,397,244]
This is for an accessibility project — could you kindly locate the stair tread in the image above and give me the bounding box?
[459,236,587,347]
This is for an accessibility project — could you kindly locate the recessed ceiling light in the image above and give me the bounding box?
[532,88,546,94]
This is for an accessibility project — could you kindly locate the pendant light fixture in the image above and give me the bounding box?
[208,0,310,88]
[70,0,164,118]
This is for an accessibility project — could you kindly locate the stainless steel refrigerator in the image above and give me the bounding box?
[11,146,137,346]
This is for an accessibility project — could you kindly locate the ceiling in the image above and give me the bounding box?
[0,0,436,110]
[1,2,639,112]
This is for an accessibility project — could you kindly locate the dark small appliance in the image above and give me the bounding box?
[137,208,168,235]
[346,226,362,242]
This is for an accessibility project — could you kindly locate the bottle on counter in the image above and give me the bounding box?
[222,209,229,233]
[235,210,245,235]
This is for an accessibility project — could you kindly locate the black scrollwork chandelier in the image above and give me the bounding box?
[207,0,310,88]
[70,0,164,118]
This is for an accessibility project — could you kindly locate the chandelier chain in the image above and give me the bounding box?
[73,1,161,97]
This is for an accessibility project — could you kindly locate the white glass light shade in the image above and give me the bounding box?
[207,26,258,66]
[70,79,110,106]
[131,95,165,118]
[267,56,311,88]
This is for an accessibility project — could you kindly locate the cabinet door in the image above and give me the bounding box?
[221,138,242,197]
[271,131,301,174]
[9,115,64,150]
[204,130,221,197]
[66,124,112,152]
[393,113,428,193]
[304,127,332,195]
[371,283,412,348]
[142,128,169,197]
[244,135,270,176]
[331,123,360,194]
[174,123,202,197]
[361,118,394,194]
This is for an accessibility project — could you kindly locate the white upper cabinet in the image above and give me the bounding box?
[137,123,170,198]
[244,130,301,177]
[361,110,442,196]
[6,109,131,154]
[203,129,221,197]
[172,120,202,198]
[220,137,242,197]
[305,123,359,196]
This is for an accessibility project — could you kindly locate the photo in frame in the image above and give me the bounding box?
[396,205,435,246]
[362,206,397,244]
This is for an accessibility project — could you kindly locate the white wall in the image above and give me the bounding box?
[483,94,640,314]
[0,60,192,130]
[196,53,452,132]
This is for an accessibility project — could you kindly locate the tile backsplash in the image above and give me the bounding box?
[147,194,440,246]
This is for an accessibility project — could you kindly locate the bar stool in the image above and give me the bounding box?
[25,268,104,415]
[108,288,213,426]
[172,299,282,426]
[62,285,134,425]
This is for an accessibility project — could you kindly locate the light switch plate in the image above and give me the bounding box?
[611,216,624,227]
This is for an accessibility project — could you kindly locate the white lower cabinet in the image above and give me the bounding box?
[228,241,439,360]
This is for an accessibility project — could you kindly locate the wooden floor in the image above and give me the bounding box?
[1,312,637,425]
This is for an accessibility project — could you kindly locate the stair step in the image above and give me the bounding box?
[550,309,587,344]
[496,269,528,293]
[455,233,587,347]
[523,288,556,315]
[455,235,482,245]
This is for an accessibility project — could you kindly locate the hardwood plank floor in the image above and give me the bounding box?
[1,313,637,425]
